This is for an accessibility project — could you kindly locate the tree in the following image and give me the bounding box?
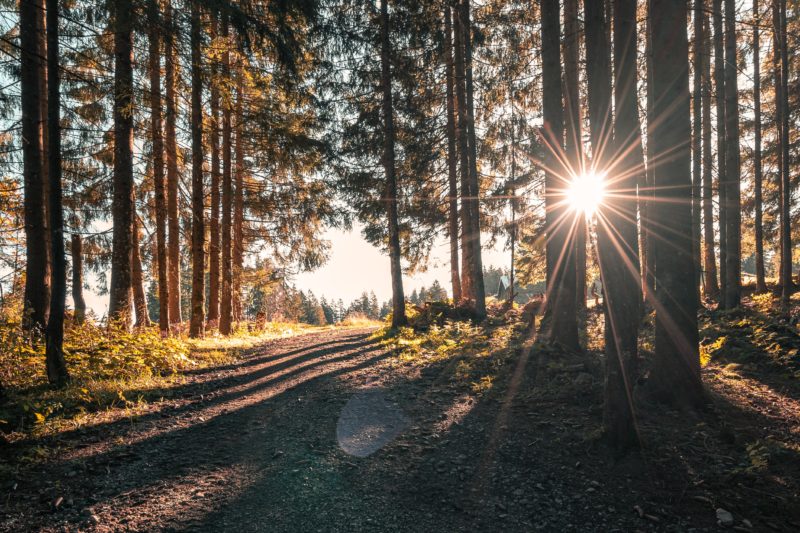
[233,68,245,322]
[132,215,150,327]
[380,0,407,328]
[443,3,462,304]
[722,0,741,308]
[649,0,704,406]
[208,16,221,326]
[701,8,720,298]
[774,0,791,307]
[149,0,170,332]
[220,15,234,335]
[108,0,135,326]
[165,0,182,325]
[713,0,727,305]
[44,0,69,385]
[539,0,579,351]
[71,235,86,324]
[20,0,50,333]
[692,0,704,304]
[188,3,205,338]
[752,0,767,292]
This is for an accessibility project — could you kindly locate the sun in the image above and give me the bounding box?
[566,171,606,217]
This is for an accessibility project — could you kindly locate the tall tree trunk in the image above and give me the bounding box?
[564,0,586,313]
[219,16,234,335]
[71,234,86,324]
[752,0,766,292]
[713,0,727,306]
[149,0,169,332]
[776,0,791,306]
[38,0,51,293]
[596,0,642,451]
[164,0,182,325]
[722,0,741,308]
[233,68,245,322]
[643,2,656,301]
[702,11,720,298]
[453,2,473,302]
[20,0,49,334]
[108,0,135,326]
[44,0,68,385]
[649,0,704,406]
[460,0,486,319]
[540,0,579,351]
[443,4,461,304]
[188,3,205,338]
[692,0,704,306]
[208,16,221,325]
[132,215,150,328]
[380,0,407,328]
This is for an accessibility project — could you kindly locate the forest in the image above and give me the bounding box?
[0,0,799,531]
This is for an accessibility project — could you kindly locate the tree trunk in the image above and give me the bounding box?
[776,0,791,306]
[597,0,642,452]
[188,3,205,338]
[208,16,221,325]
[71,234,86,324]
[702,11,720,298]
[713,0,727,306]
[722,0,741,308]
[219,16,234,335]
[453,2,473,302]
[20,0,49,334]
[564,0,586,313]
[132,215,151,328]
[752,0,766,293]
[164,0,182,325]
[233,68,245,322]
[643,4,656,301]
[444,4,462,304]
[149,0,169,332]
[649,0,704,407]
[109,0,135,327]
[692,0,704,307]
[460,0,486,319]
[380,0,407,328]
[540,0,579,351]
[44,0,69,385]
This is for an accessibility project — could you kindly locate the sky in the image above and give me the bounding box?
[67,224,511,316]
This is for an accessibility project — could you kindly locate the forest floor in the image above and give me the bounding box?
[1,302,799,532]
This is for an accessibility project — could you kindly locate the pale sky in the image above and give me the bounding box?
[71,224,511,316]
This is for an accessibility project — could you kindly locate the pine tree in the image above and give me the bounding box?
[188,3,205,338]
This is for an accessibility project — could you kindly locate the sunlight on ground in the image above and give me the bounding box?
[567,171,606,217]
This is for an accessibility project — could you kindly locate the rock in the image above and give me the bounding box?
[716,508,734,528]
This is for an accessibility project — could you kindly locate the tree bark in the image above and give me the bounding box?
[219,16,234,335]
[188,3,205,338]
[776,0,791,306]
[752,0,766,293]
[20,0,49,334]
[109,0,135,327]
[564,0,586,313]
[164,0,182,325]
[460,0,486,319]
[444,4,462,304]
[71,234,86,324]
[649,0,704,407]
[596,0,642,451]
[132,215,151,328]
[713,0,727,306]
[643,4,656,301]
[44,0,69,385]
[692,0,704,306]
[149,0,169,332]
[540,0,579,351]
[453,1,473,302]
[722,0,741,308]
[208,16,221,325]
[380,0,407,328]
[233,67,245,322]
[702,11,720,298]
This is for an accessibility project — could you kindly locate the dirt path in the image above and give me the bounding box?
[2,327,798,532]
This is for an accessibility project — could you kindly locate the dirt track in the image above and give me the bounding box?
[2,326,798,532]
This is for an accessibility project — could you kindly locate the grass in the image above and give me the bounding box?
[0,318,326,442]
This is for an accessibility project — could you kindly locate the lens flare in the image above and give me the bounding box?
[567,171,606,217]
